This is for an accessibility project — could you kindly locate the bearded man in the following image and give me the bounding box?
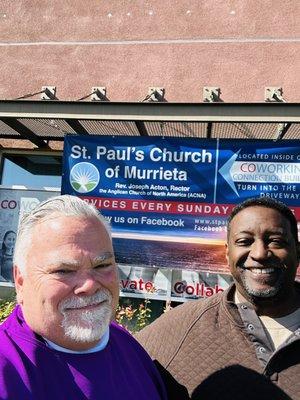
[137,197,300,399]
[0,195,167,400]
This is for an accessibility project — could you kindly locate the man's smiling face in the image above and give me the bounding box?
[15,214,119,351]
[226,206,299,304]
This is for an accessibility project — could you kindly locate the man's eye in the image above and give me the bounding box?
[53,269,72,275]
[269,238,286,246]
[94,263,112,270]
[236,239,251,246]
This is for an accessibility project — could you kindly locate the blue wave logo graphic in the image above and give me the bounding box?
[70,162,100,193]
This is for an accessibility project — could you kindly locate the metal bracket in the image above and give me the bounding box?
[41,86,57,100]
[203,87,221,102]
[265,87,284,102]
[91,87,107,101]
[147,87,165,102]
[274,122,291,141]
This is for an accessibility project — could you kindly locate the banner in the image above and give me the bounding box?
[62,136,300,276]
[170,270,231,301]
[118,266,231,302]
[0,188,60,285]
[118,265,171,300]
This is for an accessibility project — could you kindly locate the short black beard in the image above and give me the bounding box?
[239,267,285,301]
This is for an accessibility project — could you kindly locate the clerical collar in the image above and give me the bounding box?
[44,327,110,354]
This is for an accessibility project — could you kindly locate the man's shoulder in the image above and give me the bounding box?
[0,311,24,367]
[110,321,153,355]
[0,306,42,357]
[109,321,168,393]
[0,307,17,341]
[110,320,137,340]
[138,292,222,335]
[135,293,223,364]
[0,305,30,338]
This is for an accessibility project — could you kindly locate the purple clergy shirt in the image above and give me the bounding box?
[0,305,167,400]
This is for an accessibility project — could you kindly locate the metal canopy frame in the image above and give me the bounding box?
[0,100,299,148]
[1,100,300,121]
[2,117,48,148]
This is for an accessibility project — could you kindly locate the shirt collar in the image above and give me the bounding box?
[44,327,110,354]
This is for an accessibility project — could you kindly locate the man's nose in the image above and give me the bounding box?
[249,240,270,261]
[73,272,101,296]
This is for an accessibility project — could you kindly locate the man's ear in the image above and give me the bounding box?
[14,266,24,304]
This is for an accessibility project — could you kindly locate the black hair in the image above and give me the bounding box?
[2,230,16,253]
[227,197,299,243]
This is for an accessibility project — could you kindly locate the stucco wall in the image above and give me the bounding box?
[0,0,299,102]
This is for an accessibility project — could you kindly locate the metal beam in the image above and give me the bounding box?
[206,122,213,138]
[0,101,300,123]
[65,119,90,135]
[135,121,148,136]
[0,118,49,148]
